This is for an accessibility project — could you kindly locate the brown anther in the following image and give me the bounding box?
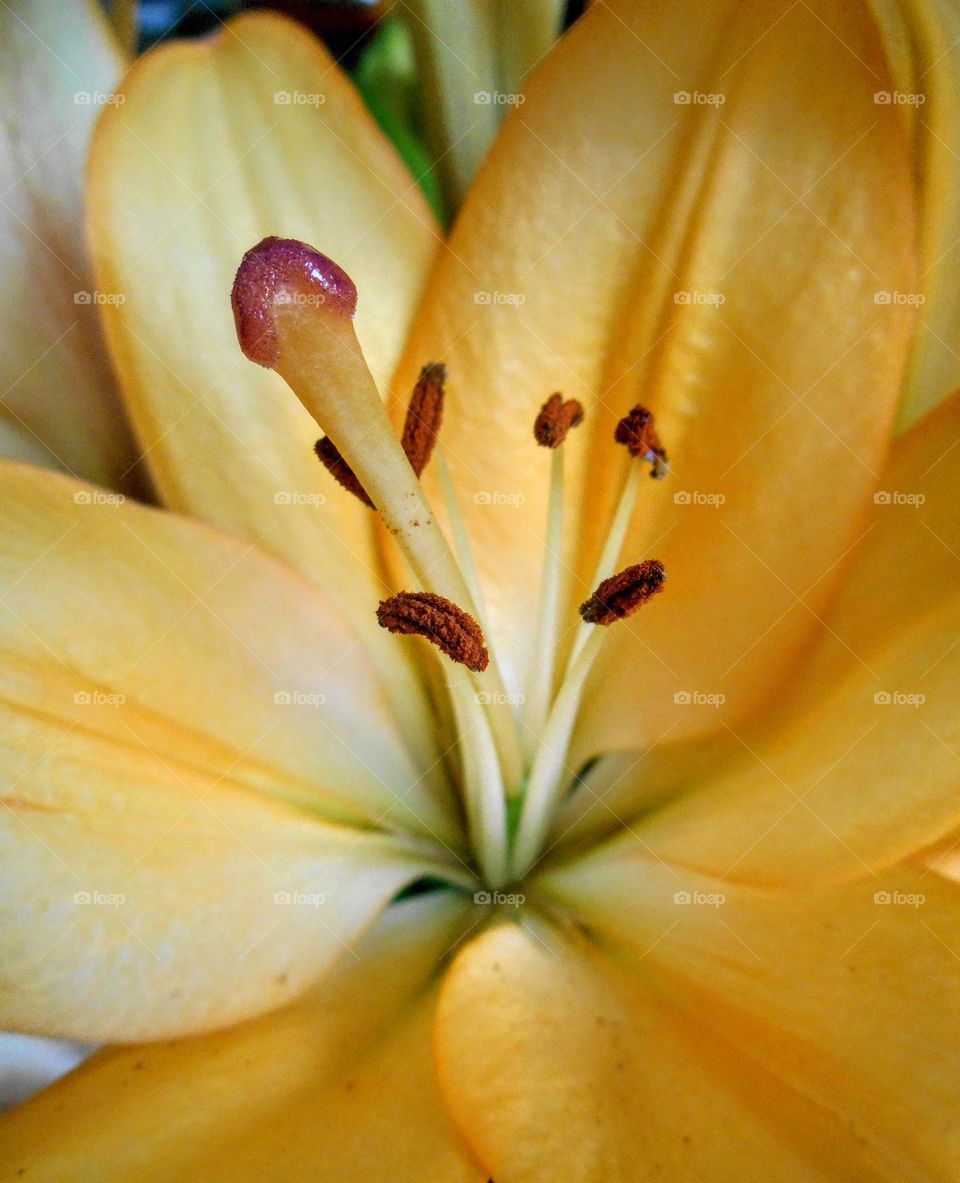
[314,437,374,508]
[579,560,666,625]
[402,363,446,476]
[377,591,489,672]
[615,405,669,478]
[534,393,584,448]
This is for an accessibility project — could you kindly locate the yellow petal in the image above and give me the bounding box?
[86,11,441,740]
[392,0,915,729]
[0,462,459,844]
[435,919,901,1181]
[0,420,60,469]
[0,895,484,1181]
[0,726,448,1041]
[620,391,960,886]
[869,0,960,430]
[0,0,139,486]
[548,730,744,857]
[604,600,960,886]
[796,389,960,708]
[543,852,960,1179]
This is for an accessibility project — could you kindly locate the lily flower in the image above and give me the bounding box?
[0,0,138,485]
[1,1,960,1180]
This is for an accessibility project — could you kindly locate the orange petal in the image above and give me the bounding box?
[0,736,444,1041]
[541,851,960,1179]
[557,392,960,879]
[0,462,460,844]
[0,467,466,1037]
[392,0,916,739]
[435,917,919,1181]
[869,0,960,430]
[0,896,484,1180]
[603,599,960,886]
[796,388,960,706]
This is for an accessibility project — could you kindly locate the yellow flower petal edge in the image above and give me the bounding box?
[0,700,462,1044]
[795,388,960,707]
[596,599,960,888]
[0,462,459,844]
[870,0,960,431]
[549,731,745,857]
[434,917,920,1181]
[86,11,442,750]
[0,734,448,1041]
[0,895,485,1182]
[390,0,916,752]
[0,0,139,486]
[538,855,960,1178]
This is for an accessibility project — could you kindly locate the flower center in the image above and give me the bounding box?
[232,237,667,890]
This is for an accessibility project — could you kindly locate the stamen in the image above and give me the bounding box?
[313,362,445,507]
[435,447,492,638]
[402,363,445,476]
[377,591,489,673]
[533,393,584,449]
[579,560,666,625]
[523,394,585,763]
[314,437,373,508]
[232,237,524,790]
[511,560,666,880]
[446,665,509,889]
[564,406,668,673]
[615,405,669,478]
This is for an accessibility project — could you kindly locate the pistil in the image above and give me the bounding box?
[231,237,523,790]
[231,237,672,892]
